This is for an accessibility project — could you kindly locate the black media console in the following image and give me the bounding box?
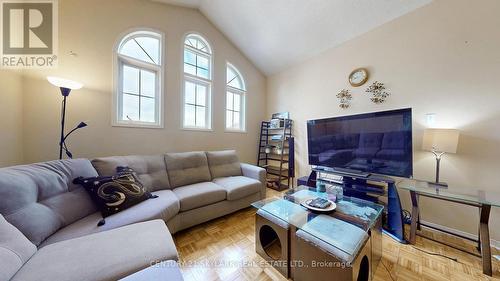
[301,166,406,243]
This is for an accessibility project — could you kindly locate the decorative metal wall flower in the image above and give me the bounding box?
[365,81,390,104]
[336,89,352,109]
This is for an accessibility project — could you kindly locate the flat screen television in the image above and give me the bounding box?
[307,108,413,178]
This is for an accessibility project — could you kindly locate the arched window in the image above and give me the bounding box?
[226,63,246,131]
[183,33,212,130]
[114,30,163,128]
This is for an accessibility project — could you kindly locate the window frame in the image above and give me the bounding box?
[225,63,247,133]
[181,33,213,131]
[182,76,212,130]
[113,29,164,129]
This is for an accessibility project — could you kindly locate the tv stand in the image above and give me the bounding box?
[311,166,406,243]
[328,167,371,178]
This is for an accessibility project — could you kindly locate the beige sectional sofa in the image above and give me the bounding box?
[0,150,266,281]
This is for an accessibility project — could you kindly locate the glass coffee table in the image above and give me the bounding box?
[252,185,384,280]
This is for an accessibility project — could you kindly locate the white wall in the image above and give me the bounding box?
[267,0,500,240]
[0,70,24,166]
[19,0,266,164]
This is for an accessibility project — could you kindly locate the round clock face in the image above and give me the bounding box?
[349,68,368,87]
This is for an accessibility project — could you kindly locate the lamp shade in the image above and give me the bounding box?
[77,122,88,129]
[47,76,83,90]
[422,129,460,153]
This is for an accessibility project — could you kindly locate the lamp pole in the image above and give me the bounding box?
[431,149,446,187]
[59,87,72,160]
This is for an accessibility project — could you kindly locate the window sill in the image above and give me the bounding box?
[225,129,247,134]
[112,121,164,129]
[181,127,214,132]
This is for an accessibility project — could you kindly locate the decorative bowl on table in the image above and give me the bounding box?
[301,198,337,212]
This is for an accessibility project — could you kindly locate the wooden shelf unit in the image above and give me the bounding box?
[257,118,295,191]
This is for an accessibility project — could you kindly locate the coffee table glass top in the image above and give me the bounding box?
[398,179,500,207]
[284,186,384,229]
[252,185,384,257]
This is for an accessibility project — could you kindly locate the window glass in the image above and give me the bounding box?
[226,92,234,111]
[141,70,156,97]
[227,65,244,90]
[185,81,196,104]
[184,104,196,127]
[183,49,210,80]
[123,94,139,121]
[233,93,241,111]
[120,36,160,65]
[140,97,155,122]
[123,65,139,94]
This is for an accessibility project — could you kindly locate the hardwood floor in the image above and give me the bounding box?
[174,189,500,281]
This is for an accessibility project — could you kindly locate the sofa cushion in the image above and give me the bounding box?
[0,214,37,281]
[164,151,211,188]
[92,155,171,191]
[0,159,98,246]
[173,182,226,212]
[11,220,178,281]
[119,261,183,281]
[206,150,242,179]
[213,176,262,201]
[74,171,156,218]
[39,190,180,247]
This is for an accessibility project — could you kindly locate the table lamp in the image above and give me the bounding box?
[47,76,86,160]
[422,128,460,187]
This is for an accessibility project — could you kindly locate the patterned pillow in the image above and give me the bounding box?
[73,167,157,220]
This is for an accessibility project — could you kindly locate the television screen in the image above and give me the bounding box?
[307,108,413,178]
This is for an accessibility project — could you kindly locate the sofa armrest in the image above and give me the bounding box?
[241,163,266,199]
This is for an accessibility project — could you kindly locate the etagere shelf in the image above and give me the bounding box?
[257,116,295,191]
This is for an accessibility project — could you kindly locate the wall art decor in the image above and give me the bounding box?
[336,89,352,109]
[365,81,390,104]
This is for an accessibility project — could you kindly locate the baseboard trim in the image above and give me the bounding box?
[420,220,500,250]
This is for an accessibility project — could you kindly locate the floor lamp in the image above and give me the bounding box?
[47,76,86,160]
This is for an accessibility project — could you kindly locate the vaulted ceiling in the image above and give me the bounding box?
[154,0,432,75]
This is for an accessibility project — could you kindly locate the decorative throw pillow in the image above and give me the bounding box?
[73,167,157,225]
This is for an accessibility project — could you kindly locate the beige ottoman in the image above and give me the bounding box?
[255,209,291,278]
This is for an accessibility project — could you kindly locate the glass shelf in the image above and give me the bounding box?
[398,179,500,207]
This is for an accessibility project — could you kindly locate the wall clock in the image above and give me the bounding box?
[349,68,369,87]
